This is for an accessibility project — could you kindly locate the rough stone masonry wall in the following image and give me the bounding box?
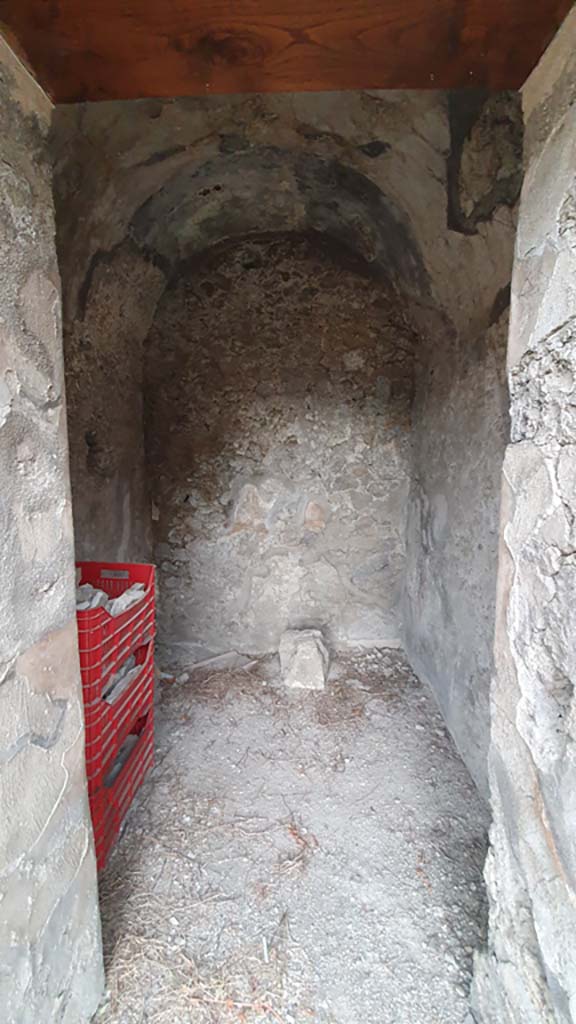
[145,234,415,659]
[472,9,576,1022]
[0,38,103,1024]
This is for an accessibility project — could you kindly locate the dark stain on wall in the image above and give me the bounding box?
[138,144,187,167]
[489,283,512,327]
[447,90,523,235]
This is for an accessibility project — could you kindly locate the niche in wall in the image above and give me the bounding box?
[144,234,417,659]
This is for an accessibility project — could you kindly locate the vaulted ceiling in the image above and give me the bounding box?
[0,0,572,103]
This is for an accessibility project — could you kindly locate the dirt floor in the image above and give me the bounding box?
[95,649,489,1024]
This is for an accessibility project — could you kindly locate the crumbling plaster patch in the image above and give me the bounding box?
[447,92,522,235]
[0,36,103,1024]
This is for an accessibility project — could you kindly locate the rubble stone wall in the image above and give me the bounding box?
[145,234,415,659]
[472,10,576,1022]
[0,37,103,1024]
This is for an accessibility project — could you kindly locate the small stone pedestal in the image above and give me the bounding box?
[279,629,329,690]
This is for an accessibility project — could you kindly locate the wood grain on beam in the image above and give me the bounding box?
[0,0,572,102]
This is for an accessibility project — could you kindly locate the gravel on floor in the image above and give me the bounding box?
[94,648,489,1024]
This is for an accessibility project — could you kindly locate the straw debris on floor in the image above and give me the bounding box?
[95,649,489,1024]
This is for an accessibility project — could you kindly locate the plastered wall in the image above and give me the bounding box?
[404,295,511,794]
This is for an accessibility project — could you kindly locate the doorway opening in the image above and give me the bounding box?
[55,89,514,1023]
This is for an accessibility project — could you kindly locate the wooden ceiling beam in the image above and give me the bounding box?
[0,0,572,103]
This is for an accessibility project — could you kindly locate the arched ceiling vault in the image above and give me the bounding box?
[54,92,515,346]
[128,148,431,303]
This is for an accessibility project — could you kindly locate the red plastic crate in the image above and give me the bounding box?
[76,562,155,702]
[84,641,154,794]
[89,708,154,872]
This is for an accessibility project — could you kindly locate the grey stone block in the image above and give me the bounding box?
[279,629,330,690]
